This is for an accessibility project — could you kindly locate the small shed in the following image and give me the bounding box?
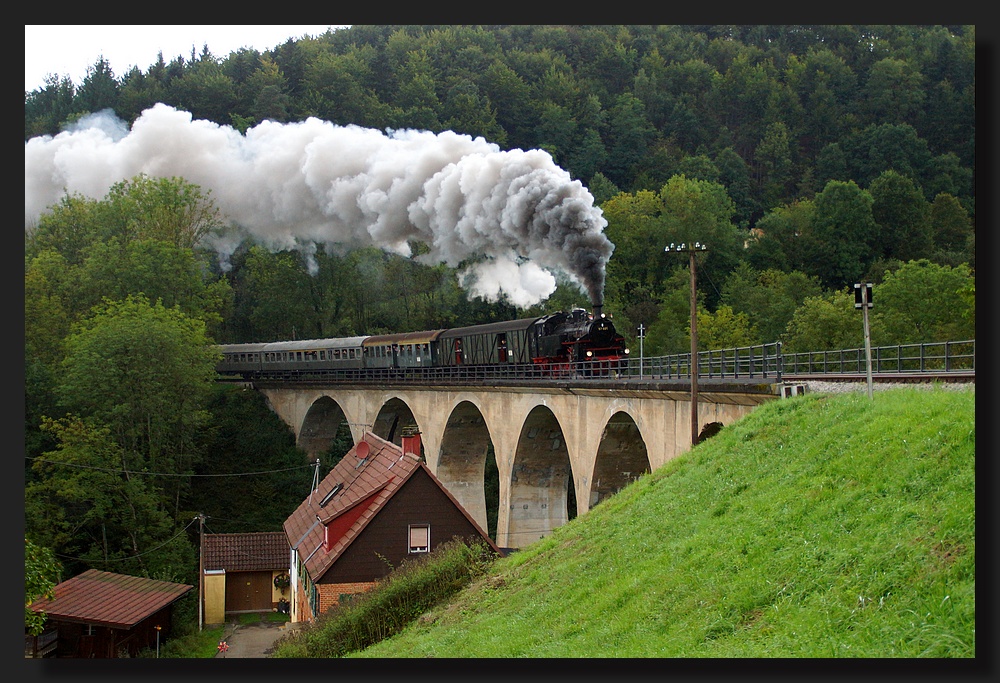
[202,531,290,623]
[284,429,500,623]
[26,569,193,658]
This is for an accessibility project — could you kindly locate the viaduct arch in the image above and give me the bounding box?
[256,383,775,549]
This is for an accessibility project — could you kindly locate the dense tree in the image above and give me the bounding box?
[602,189,673,292]
[170,53,237,124]
[873,259,975,344]
[244,57,292,125]
[658,174,745,309]
[696,304,759,349]
[26,416,197,581]
[395,50,444,131]
[713,146,760,229]
[868,170,933,262]
[859,58,926,127]
[645,267,705,356]
[238,246,320,340]
[25,538,62,635]
[588,172,621,206]
[187,385,315,533]
[117,67,168,123]
[842,123,935,191]
[25,74,76,139]
[720,264,824,344]
[802,180,878,290]
[604,93,657,189]
[782,289,861,353]
[75,57,120,115]
[57,295,219,484]
[755,121,795,208]
[928,192,973,265]
[441,79,507,147]
[24,251,74,368]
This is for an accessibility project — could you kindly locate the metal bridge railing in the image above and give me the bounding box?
[625,342,783,381]
[780,339,975,375]
[236,340,973,384]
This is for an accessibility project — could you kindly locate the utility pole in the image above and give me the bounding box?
[666,241,708,447]
[637,324,645,379]
[198,513,204,631]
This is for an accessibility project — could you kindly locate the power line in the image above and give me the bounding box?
[25,455,313,477]
[51,516,200,565]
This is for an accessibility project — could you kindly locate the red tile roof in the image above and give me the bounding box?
[283,431,496,582]
[28,569,193,629]
[202,531,288,572]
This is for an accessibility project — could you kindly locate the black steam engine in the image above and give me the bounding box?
[529,306,627,375]
[217,306,629,381]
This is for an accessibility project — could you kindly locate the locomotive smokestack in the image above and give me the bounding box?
[592,303,603,319]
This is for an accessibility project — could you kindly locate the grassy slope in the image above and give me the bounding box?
[352,387,975,658]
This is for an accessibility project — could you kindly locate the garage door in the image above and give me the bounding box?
[225,572,273,613]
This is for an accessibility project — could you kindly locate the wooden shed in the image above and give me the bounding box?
[201,531,290,623]
[26,569,193,658]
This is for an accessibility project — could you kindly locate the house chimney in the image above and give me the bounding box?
[401,425,421,459]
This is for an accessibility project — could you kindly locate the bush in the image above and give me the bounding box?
[272,537,497,658]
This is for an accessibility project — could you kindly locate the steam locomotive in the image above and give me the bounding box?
[217,306,629,380]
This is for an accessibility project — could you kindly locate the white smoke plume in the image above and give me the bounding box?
[25,104,614,307]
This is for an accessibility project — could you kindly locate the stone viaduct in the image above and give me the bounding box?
[253,379,779,550]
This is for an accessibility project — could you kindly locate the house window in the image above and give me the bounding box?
[408,524,430,553]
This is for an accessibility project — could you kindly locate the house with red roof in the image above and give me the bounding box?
[26,569,193,658]
[283,428,499,623]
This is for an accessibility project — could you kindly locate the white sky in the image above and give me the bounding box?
[25,25,345,93]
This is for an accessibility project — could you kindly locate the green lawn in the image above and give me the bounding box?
[327,387,976,658]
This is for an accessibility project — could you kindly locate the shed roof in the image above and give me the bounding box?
[29,569,193,630]
[202,531,289,572]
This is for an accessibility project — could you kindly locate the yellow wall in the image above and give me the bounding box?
[204,572,226,625]
[272,571,289,602]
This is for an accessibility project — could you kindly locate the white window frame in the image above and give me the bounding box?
[408,524,430,553]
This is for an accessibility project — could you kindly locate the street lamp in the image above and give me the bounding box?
[666,241,708,447]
